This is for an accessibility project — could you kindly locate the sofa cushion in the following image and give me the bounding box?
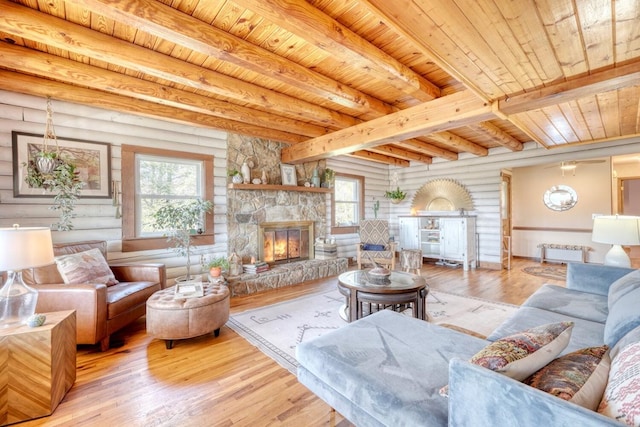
[107,281,160,319]
[295,310,487,427]
[598,341,640,425]
[487,306,606,354]
[467,321,573,381]
[524,345,610,411]
[608,269,640,310]
[604,285,640,348]
[55,248,119,286]
[523,284,608,323]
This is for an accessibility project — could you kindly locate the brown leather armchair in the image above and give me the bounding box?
[21,240,166,351]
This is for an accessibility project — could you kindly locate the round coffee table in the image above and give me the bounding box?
[337,270,428,322]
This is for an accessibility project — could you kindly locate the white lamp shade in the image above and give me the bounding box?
[592,215,640,246]
[0,226,54,271]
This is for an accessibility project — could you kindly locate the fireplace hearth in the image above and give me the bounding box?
[258,221,314,265]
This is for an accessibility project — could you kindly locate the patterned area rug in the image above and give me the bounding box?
[227,289,518,374]
[522,265,567,281]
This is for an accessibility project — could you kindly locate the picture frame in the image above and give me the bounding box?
[12,131,112,198]
[280,163,297,186]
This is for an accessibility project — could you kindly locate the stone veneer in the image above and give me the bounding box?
[227,258,347,296]
[226,134,338,294]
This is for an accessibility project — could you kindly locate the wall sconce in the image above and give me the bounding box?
[592,215,640,267]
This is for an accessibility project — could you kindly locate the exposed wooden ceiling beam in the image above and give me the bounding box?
[0,0,358,129]
[234,0,441,101]
[393,140,458,161]
[367,145,433,163]
[282,91,494,163]
[428,131,488,157]
[468,122,524,151]
[64,0,391,115]
[0,42,328,139]
[0,70,305,143]
[498,61,640,115]
[348,151,411,167]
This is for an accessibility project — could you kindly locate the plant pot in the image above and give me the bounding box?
[390,198,404,204]
[231,174,243,184]
[209,267,222,277]
[36,157,56,174]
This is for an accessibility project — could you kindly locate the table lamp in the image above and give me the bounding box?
[592,215,640,267]
[0,224,54,327]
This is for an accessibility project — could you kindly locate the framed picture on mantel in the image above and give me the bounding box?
[281,164,297,186]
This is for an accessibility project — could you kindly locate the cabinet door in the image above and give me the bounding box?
[440,218,464,260]
[398,217,420,250]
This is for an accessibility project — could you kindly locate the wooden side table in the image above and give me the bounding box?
[0,310,76,426]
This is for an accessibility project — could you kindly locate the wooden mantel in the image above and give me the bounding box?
[227,184,331,193]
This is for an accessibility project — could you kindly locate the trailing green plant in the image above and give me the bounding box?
[322,168,335,187]
[23,153,84,231]
[228,169,241,177]
[384,187,407,201]
[150,199,214,280]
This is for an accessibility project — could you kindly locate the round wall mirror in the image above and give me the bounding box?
[543,185,578,211]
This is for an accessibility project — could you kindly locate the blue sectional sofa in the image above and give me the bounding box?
[296,263,640,426]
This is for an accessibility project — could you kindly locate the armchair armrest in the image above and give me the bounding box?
[110,263,167,289]
[32,283,108,344]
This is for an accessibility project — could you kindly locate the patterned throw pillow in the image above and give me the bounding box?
[469,321,574,381]
[598,342,640,426]
[55,248,119,286]
[524,345,610,410]
[439,321,574,397]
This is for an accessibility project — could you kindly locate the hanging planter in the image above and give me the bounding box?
[22,97,83,231]
[384,187,407,204]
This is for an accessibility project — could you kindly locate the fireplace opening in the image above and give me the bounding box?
[259,221,314,265]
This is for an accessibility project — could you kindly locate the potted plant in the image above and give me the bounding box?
[384,187,407,204]
[206,257,229,278]
[322,168,335,188]
[228,168,243,184]
[150,198,214,281]
[23,151,83,231]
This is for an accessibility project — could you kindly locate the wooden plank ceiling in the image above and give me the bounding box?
[1,0,639,166]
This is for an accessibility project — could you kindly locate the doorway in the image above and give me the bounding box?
[619,176,640,260]
[500,171,512,269]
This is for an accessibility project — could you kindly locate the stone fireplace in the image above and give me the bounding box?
[259,221,314,265]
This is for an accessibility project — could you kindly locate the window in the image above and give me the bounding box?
[122,145,214,252]
[331,173,364,234]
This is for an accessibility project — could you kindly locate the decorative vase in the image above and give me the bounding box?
[232,174,243,184]
[241,162,251,184]
[229,252,243,276]
[311,168,320,187]
[0,271,38,328]
[261,170,267,185]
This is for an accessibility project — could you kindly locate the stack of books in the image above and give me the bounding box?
[242,261,269,274]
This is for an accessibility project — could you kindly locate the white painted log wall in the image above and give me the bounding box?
[0,91,229,280]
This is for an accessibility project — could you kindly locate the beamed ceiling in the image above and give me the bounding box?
[1,0,639,167]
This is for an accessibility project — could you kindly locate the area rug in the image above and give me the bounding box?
[227,289,518,374]
[522,265,567,281]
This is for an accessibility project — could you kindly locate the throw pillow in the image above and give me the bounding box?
[439,321,574,398]
[55,248,119,286]
[608,270,640,310]
[598,341,640,426]
[362,243,386,251]
[468,321,574,381]
[524,345,610,411]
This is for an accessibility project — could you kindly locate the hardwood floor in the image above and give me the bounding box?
[19,258,563,427]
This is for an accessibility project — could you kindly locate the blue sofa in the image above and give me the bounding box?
[296,263,640,426]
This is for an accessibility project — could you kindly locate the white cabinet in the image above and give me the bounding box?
[398,215,477,270]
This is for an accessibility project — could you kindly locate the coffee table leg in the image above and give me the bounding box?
[349,291,358,322]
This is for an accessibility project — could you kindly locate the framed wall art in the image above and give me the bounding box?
[12,131,112,198]
[280,164,297,186]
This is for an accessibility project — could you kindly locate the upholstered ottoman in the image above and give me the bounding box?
[146,283,230,349]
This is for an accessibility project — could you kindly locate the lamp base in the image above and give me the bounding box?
[0,270,38,328]
[603,245,631,268]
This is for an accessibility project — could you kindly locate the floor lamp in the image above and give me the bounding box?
[0,225,54,327]
[592,215,640,267]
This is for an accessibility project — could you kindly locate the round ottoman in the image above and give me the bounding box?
[400,249,423,275]
[146,283,230,349]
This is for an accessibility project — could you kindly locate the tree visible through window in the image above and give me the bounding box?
[121,145,214,252]
[332,173,364,234]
